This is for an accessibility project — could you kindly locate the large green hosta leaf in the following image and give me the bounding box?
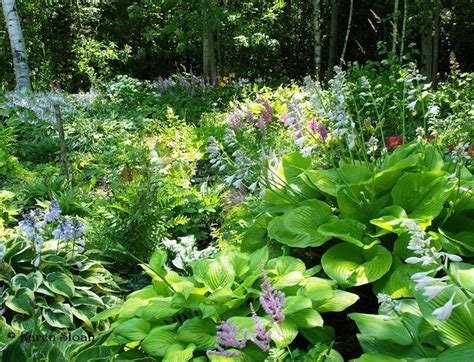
[321,243,392,287]
[141,329,178,357]
[192,257,235,291]
[337,184,385,224]
[177,317,216,350]
[266,256,306,287]
[318,219,367,246]
[267,200,336,248]
[392,171,456,219]
[264,152,316,204]
[11,271,43,292]
[5,288,35,315]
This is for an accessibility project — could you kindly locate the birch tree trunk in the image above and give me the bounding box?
[340,0,353,66]
[313,0,322,79]
[327,0,339,78]
[391,0,399,55]
[2,0,31,90]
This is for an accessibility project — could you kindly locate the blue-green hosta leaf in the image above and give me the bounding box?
[289,308,323,328]
[163,343,196,362]
[114,318,150,342]
[392,171,456,219]
[270,319,298,348]
[44,272,75,298]
[318,219,367,246]
[141,330,178,357]
[414,288,474,347]
[5,288,35,315]
[314,290,359,312]
[177,317,216,350]
[321,243,392,288]
[192,258,235,292]
[268,200,336,247]
[11,271,43,292]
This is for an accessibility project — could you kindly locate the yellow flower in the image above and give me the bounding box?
[218,81,226,87]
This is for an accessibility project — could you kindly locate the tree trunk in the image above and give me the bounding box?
[327,0,339,79]
[421,0,433,83]
[202,1,217,84]
[399,0,407,62]
[340,0,353,66]
[2,0,31,90]
[432,0,440,86]
[313,0,322,79]
[391,0,399,55]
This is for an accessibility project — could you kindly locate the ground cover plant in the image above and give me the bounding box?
[1,1,473,361]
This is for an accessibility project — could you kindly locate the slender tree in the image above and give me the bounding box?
[340,0,353,66]
[2,0,31,90]
[391,0,399,55]
[327,0,339,78]
[313,0,322,79]
[399,0,407,62]
[421,0,434,82]
[202,0,217,84]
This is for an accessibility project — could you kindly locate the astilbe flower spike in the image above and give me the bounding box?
[207,320,247,358]
[250,302,271,352]
[260,271,285,324]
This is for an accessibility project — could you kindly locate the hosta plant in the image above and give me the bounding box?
[85,246,355,360]
[0,200,122,356]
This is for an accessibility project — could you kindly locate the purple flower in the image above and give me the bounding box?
[309,119,328,141]
[227,110,244,129]
[260,271,285,323]
[44,200,61,222]
[19,210,44,239]
[250,303,271,352]
[216,320,247,349]
[245,110,254,123]
[53,219,74,241]
[207,320,247,358]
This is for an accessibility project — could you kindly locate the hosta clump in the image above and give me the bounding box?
[246,140,473,358]
[89,246,351,360]
[0,201,121,347]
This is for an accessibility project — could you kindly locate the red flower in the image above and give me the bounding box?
[469,145,474,157]
[385,135,404,149]
[427,135,435,143]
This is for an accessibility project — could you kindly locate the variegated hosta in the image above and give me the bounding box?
[0,201,122,347]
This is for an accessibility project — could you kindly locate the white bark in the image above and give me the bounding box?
[2,0,31,90]
[340,0,353,66]
[391,0,399,55]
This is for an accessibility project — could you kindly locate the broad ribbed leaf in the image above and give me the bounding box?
[289,308,323,328]
[318,219,367,246]
[177,317,216,350]
[114,318,150,341]
[163,343,195,362]
[141,299,180,322]
[392,171,456,219]
[322,243,392,287]
[5,288,35,315]
[192,258,235,291]
[268,200,335,247]
[141,330,178,357]
[11,272,42,292]
[436,342,474,362]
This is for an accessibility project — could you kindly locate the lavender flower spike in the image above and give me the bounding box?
[260,271,285,323]
[44,200,61,222]
[250,303,271,352]
[207,320,247,358]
